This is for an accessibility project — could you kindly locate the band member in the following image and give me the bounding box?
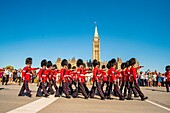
[165,65,170,92]
[90,60,105,100]
[101,65,108,96]
[67,63,74,95]
[127,58,148,100]
[52,64,60,97]
[110,58,124,100]
[70,66,78,98]
[77,59,89,99]
[82,63,90,95]
[125,61,138,98]
[46,61,54,95]
[36,59,49,97]
[18,57,38,97]
[60,59,71,98]
[120,63,127,96]
[105,61,112,99]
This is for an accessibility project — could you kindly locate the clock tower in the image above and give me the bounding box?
[92,25,100,61]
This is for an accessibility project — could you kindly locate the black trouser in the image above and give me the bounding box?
[5,75,9,85]
[128,81,145,99]
[47,80,54,94]
[166,81,170,92]
[69,81,74,95]
[18,77,22,85]
[52,79,60,96]
[120,81,128,97]
[19,80,31,95]
[101,81,108,96]
[113,83,124,99]
[36,82,48,96]
[106,82,113,98]
[141,79,144,86]
[2,76,6,85]
[63,82,70,97]
[90,81,105,99]
[69,81,78,97]
[78,82,88,98]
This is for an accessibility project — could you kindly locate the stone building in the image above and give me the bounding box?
[55,25,139,70]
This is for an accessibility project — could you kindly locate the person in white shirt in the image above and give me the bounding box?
[140,72,145,86]
[4,68,10,85]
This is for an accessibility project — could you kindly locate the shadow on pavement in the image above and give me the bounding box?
[0,88,4,90]
[145,88,166,92]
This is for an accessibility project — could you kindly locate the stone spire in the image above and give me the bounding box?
[94,25,99,38]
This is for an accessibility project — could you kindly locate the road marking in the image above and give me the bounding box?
[146,100,170,111]
[7,95,59,113]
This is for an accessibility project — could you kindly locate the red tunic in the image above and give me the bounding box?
[77,68,86,83]
[116,71,121,81]
[130,66,140,82]
[45,69,53,81]
[92,67,102,82]
[109,67,116,82]
[70,71,77,81]
[60,68,70,83]
[38,68,47,82]
[165,71,170,81]
[22,66,37,81]
[52,69,58,81]
[66,69,73,82]
[121,70,126,82]
[101,70,107,82]
[60,68,66,82]
[125,68,130,81]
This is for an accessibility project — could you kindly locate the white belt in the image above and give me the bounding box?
[97,74,101,77]
[42,75,46,77]
[80,74,86,76]
[64,75,69,77]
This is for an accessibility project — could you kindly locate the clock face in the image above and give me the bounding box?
[94,38,98,41]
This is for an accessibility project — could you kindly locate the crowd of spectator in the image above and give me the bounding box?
[0,68,36,85]
[137,70,166,87]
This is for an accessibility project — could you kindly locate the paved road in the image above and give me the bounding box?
[0,84,170,113]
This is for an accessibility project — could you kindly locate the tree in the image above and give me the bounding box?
[5,65,14,70]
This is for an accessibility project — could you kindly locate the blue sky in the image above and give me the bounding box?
[0,0,169,72]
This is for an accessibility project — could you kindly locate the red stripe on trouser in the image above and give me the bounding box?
[114,84,123,99]
[41,82,48,95]
[96,82,105,98]
[79,82,88,98]
[63,82,70,97]
[24,81,31,94]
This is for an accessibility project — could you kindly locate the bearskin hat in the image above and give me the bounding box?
[102,65,106,69]
[83,63,86,68]
[53,64,57,69]
[121,63,126,70]
[41,59,47,67]
[61,59,68,67]
[125,61,130,67]
[166,65,170,72]
[76,59,83,67]
[47,61,52,68]
[68,63,72,69]
[106,61,112,69]
[129,58,136,66]
[92,59,99,67]
[25,57,32,64]
[110,58,117,66]
[72,66,76,70]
